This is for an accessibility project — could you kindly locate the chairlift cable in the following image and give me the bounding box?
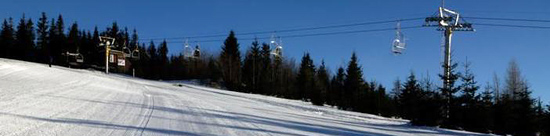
[157,26,424,44]
[475,23,550,29]
[139,17,425,41]
[464,17,550,23]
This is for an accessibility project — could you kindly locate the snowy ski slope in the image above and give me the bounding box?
[0,59,486,136]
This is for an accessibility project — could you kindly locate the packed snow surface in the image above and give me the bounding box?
[0,59,486,136]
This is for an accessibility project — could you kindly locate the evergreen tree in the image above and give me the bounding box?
[92,26,100,66]
[375,84,388,115]
[146,41,158,79]
[398,72,423,124]
[242,39,261,93]
[460,60,480,107]
[258,43,272,95]
[51,15,66,64]
[67,22,80,53]
[130,29,138,50]
[312,60,329,105]
[329,67,345,107]
[296,53,316,101]
[478,84,495,133]
[207,56,222,86]
[271,48,284,96]
[15,14,35,60]
[493,60,537,135]
[417,74,444,126]
[26,18,35,60]
[458,59,480,130]
[439,62,461,126]
[388,78,402,116]
[158,40,169,79]
[80,30,94,67]
[122,27,129,48]
[360,81,375,113]
[512,86,536,135]
[36,12,49,63]
[0,18,15,58]
[542,104,550,136]
[391,78,402,99]
[219,30,242,91]
[343,52,364,110]
[106,22,121,49]
[280,58,297,99]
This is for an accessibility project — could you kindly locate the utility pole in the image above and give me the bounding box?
[424,5,474,119]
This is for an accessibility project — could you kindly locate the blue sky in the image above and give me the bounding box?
[2,0,549,103]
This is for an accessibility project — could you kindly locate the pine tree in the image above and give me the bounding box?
[343,52,364,110]
[391,78,402,99]
[271,48,284,96]
[15,14,35,60]
[417,74,444,126]
[158,40,169,79]
[296,53,316,101]
[388,78,402,116]
[36,12,49,63]
[458,59,480,130]
[504,60,536,135]
[51,15,66,64]
[478,84,494,133]
[242,39,261,93]
[207,56,222,86]
[147,41,158,79]
[398,72,423,124]
[542,104,550,136]
[219,30,242,91]
[375,84,387,115]
[0,18,15,58]
[513,86,536,135]
[328,67,345,107]
[130,29,138,50]
[312,60,329,106]
[106,22,120,49]
[439,61,461,126]
[25,18,35,61]
[67,22,79,53]
[122,27,129,48]
[92,26,100,66]
[493,60,537,135]
[258,43,272,95]
[14,15,26,59]
[281,58,297,99]
[460,60,480,107]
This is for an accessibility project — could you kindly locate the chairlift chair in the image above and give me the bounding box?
[270,34,283,57]
[193,44,201,59]
[392,21,406,54]
[75,54,84,63]
[271,45,283,57]
[131,49,140,59]
[123,47,132,57]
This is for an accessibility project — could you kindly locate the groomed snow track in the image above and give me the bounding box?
[0,59,486,136]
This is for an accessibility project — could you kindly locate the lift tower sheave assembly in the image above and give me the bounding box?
[423,5,474,119]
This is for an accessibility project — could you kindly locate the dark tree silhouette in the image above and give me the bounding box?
[219,31,242,91]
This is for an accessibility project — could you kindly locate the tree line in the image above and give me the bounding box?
[0,13,549,135]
